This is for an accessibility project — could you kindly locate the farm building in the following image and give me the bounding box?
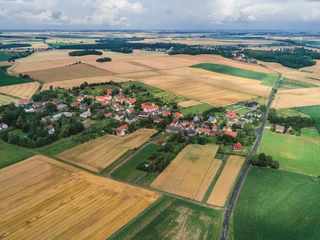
[233,142,243,152]
[275,125,285,133]
[245,101,260,110]
[166,125,183,133]
[18,99,31,105]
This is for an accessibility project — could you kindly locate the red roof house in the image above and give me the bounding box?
[141,103,159,112]
[106,89,112,95]
[105,112,112,118]
[226,110,236,118]
[198,128,211,135]
[70,102,80,107]
[174,112,183,119]
[225,131,238,138]
[19,99,31,105]
[233,142,243,151]
[115,124,128,136]
[95,96,105,102]
[212,123,218,131]
[163,110,171,117]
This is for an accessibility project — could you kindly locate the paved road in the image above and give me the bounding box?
[220,73,281,240]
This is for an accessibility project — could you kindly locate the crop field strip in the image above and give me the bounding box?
[0,94,17,105]
[57,129,157,172]
[207,155,245,207]
[0,155,160,240]
[151,145,222,202]
[0,82,40,99]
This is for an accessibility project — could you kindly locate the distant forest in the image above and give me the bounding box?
[69,50,103,56]
[0,43,32,49]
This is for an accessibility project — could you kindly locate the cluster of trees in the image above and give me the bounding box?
[169,46,239,58]
[7,51,33,62]
[96,57,112,62]
[242,48,320,69]
[268,108,315,133]
[0,104,84,148]
[0,43,32,49]
[137,133,187,173]
[95,37,145,43]
[32,90,58,102]
[69,50,103,56]
[251,153,279,169]
[19,74,30,79]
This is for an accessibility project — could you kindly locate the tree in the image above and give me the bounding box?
[50,85,53,91]
[45,102,57,114]
[271,160,280,169]
[16,116,23,128]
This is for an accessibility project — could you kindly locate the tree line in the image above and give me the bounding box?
[69,50,103,56]
[251,153,279,169]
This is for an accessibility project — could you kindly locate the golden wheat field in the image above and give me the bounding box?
[58,129,157,172]
[0,155,160,240]
[0,94,17,105]
[207,156,245,207]
[0,82,39,99]
[151,144,222,202]
[272,87,320,109]
[257,60,294,74]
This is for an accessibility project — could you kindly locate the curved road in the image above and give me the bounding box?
[220,73,281,240]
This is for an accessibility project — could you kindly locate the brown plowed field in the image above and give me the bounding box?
[58,129,157,172]
[0,155,160,240]
[151,144,222,202]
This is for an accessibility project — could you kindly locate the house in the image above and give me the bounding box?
[80,103,88,111]
[62,112,72,117]
[174,112,183,119]
[212,123,218,131]
[225,131,238,138]
[188,130,197,137]
[106,89,112,95]
[88,95,95,100]
[70,102,80,108]
[77,96,84,102]
[275,125,285,133]
[166,125,183,133]
[233,142,243,152]
[125,116,139,124]
[226,110,236,118]
[18,99,31,105]
[114,113,125,121]
[47,125,55,135]
[32,103,40,108]
[193,114,203,122]
[243,114,253,123]
[126,107,134,114]
[51,99,58,105]
[198,128,211,136]
[80,109,91,119]
[95,96,105,102]
[104,112,112,118]
[245,101,260,110]
[114,94,126,103]
[139,112,150,118]
[24,108,35,113]
[141,103,159,112]
[102,99,110,106]
[35,107,45,113]
[0,123,8,131]
[210,131,224,137]
[56,103,66,111]
[153,116,163,123]
[115,124,128,136]
[208,116,217,123]
[126,98,136,106]
[163,110,171,117]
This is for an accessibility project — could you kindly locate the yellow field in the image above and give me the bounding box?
[0,82,39,99]
[0,94,17,105]
[207,156,245,207]
[178,100,202,107]
[151,144,222,202]
[0,155,160,240]
[257,60,294,74]
[58,129,157,172]
[272,87,320,109]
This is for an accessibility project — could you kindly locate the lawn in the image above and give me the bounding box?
[111,196,223,240]
[191,63,268,80]
[292,105,320,130]
[111,144,160,186]
[0,66,34,87]
[259,131,320,176]
[261,74,278,87]
[300,127,320,140]
[0,140,34,168]
[233,167,320,240]
[36,138,79,156]
[278,78,316,89]
[181,103,213,115]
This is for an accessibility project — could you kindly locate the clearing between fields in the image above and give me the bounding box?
[207,155,245,207]
[0,155,160,240]
[58,129,157,172]
[151,144,222,202]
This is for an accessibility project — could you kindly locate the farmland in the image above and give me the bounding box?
[0,141,34,169]
[0,66,34,87]
[261,74,279,86]
[151,144,222,202]
[0,82,39,99]
[233,167,320,240]
[0,155,160,239]
[57,129,157,172]
[111,144,161,186]
[272,87,320,109]
[26,63,112,83]
[36,138,80,156]
[207,156,245,207]
[292,105,320,130]
[181,103,213,115]
[278,78,317,89]
[112,196,223,240]
[300,128,320,140]
[0,94,17,105]
[259,131,320,176]
[191,63,269,80]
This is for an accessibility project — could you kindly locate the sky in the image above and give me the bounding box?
[0,0,320,30]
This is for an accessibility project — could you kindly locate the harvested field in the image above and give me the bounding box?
[116,70,160,79]
[207,155,245,207]
[58,129,157,172]
[41,75,128,91]
[0,82,39,99]
[0,94,17,105]
[87,60,151,73]
[283,71,320,87]
[0,155,160,240]
[25,63,112,83]
[151,144,222,202]
[272,87,320,109]
[178,100,202,107]
[0,61,11,67]
[257,60,295,73]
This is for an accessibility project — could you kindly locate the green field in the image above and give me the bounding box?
[111,196,223,240]
[300,128,320,140]
[0,141,34,168]
[191,63,268,80]
[261,74,278,86]
[276,108,310,118]
[259,131,320,176]
[278,78,316,89]
[181,103,213,115]
[0,66,34,87]
[0,51,15,61]
[36,138,79,156]
[233,167,320,240]
[111,144,160,186]
[292,105,320,130]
